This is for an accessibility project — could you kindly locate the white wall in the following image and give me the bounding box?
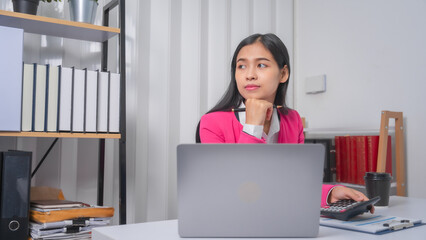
[295,0,426,198]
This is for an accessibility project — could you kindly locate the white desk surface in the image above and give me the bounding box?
[92,196,426,240]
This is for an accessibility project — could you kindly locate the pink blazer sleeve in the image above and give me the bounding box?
[199,125,225,143]
[200,112,266,143]
[238,132,266,143]
[321,184,335,207]
[289,109,305,143]
[200,121,265,143]
[297,113,305,144]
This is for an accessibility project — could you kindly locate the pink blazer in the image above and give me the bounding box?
[199,109,334,206]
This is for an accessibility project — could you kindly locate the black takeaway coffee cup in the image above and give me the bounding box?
[364,172,392,206]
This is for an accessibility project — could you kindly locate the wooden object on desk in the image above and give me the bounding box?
[377,111,406,196]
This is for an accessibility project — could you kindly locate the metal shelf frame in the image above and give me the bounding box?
[0,0,127,225]
[100,0,127,225]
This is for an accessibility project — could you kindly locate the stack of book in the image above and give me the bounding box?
[20,64,121,133]
[335,135,392,185]
[29,199,114,240]
[0,62,120,133]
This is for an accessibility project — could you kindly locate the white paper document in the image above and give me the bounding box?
[320,214,423,234]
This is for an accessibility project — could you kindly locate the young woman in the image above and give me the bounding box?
[197,33,373,210]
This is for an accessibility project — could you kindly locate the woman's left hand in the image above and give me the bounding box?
[329,186,375,213]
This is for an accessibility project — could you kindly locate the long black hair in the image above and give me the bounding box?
[196,33,292,142]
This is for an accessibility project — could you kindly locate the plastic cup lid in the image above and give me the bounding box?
[364,172,392,180]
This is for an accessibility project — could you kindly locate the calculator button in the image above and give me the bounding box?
[320,196,381,221]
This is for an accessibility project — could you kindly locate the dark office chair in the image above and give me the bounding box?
[195,121,201,143]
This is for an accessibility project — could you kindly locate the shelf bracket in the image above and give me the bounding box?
[31,138,59,178]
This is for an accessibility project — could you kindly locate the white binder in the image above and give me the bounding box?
[85,69,98,132]
[46,65,60,132]
[72,68,85,132]
[21,63,35,132]
[58,66,73,131]
[34,64,47,132]
[0,26,23,131]
[109,72,120,133]
[97,71,109,132]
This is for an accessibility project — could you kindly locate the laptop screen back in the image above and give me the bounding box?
[177,144,325,238]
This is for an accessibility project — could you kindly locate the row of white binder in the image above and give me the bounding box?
[21,63,120,133]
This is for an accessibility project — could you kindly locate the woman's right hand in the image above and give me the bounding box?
[244,99,274,126]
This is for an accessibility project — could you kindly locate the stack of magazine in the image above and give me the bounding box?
[29,199,114,240]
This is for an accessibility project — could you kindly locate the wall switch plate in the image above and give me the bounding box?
[305,74,326,94]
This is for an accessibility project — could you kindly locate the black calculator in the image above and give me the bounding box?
[320,196,381,221]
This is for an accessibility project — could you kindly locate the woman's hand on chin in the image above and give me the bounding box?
[244,99,273,126]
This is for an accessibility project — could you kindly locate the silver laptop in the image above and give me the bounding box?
[177,144,325,238]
